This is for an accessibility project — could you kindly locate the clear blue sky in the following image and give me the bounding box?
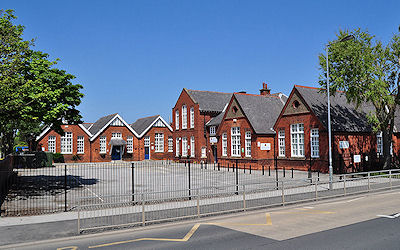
[3,0,400,123]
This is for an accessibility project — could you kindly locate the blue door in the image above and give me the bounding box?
[144,147,150,159]
[111,146,121,160]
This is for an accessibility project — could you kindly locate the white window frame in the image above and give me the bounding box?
[182,137,188,157]
[112,132,122,138]
[168,136,173,152]
[231,127,241,157]
[278,130,285,157]
[190,107,194,128]
[77,136,84,154]
[190,136,195,157]
[155,133,164,152]
[182,105,187,129]
[175,110,179,130]
[310,128,319,158]
[127,136,133,153]
[100,136,106,154]
[377,131,383,155]
[290,124,304,157]
[144,136,150,147]
[210,126,216,136]
[245,131,251,157]
[176,138,180,157]
[201,147,206,158]
[48,136,56,153]
[222,133,227,156]
[61,132,73,154]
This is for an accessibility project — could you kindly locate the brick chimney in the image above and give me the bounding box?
[260,82,271,96]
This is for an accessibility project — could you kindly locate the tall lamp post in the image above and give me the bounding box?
[326,35,354,189]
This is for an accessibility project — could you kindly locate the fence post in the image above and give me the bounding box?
[64,164,67,212]
[250,165,251,174]
[367,172,370,191]
[131,163,135,202]
[262,165,264,175]
[188,160,191,200]
[228,163,230,172]
[281,181,285,206]
[77,197,81,234]
[283,167,285,178]
[197,189,200,218]
[218,163,220,171]
[291,168,293,178]
[343,175,346,195]
[244,164,245,173]
[390,170,392,189]
[142,193,145,226]
[235,159,239,195]
[275,156,279,189]
[269,166,271,176]
[243,185,246,211]
[315,181,318,200]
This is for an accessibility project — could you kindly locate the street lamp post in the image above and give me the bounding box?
[326,35,354,190]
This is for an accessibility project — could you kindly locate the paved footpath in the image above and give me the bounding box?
[2,189,400,249]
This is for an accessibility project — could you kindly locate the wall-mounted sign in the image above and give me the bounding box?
[151,146,154,150]
[241,147,244,153]
[339,141,349,149]
[257,142,261,147]
[354,154,361,163]
[210,137,218,144]
[260,143,271,151]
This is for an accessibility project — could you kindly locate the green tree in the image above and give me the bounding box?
[319,28,400,169]
[0,9,83,155]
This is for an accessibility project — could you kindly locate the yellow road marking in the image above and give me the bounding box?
[274,209,335,215]
[88,213,271,248]
[57,247,78,250]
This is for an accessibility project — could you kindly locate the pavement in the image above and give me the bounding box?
[1,189,400,249]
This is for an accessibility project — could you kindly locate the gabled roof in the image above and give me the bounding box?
[294,85,375,132]
[131,115,173,138]
[207,112,225,127]
[185,88,232,113]
[234,94,286,134]
[82,123,93,130]
[90,113,139,141]
[36,123,93,141]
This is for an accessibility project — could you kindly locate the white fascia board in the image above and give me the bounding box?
[138,116,173,138]
[36,126,51,141]
[78,124,93,137]
[90,114,139,142]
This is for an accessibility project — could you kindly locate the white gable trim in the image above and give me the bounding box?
[137,116,173,138]
[36,126,51,141]
[90,114,139,141]
[78,124,93,137]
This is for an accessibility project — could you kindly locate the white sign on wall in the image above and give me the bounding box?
[210,137,218,144]
[339,141,349,149]
[260,143,271,151]
[354,155,361,163]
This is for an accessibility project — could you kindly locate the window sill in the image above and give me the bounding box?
[61,152,73,155]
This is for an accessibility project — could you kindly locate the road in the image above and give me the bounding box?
[3,190,400,250]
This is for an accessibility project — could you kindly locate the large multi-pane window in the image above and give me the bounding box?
[310,129,319,158]
[190,107,194,128]
[245,131,251,157]
[182,105,187,129]
[100,136,106,154]
[175,110,179,130]
[77,136,84,154]
[176,138,180,156]
[61,132,73,154]
[155,133,164,152]
[182,137,188,157]
[127,136,133,153]
[168,136,173,152]
[278,130,285,157]
[377,132,383,155]
[231,127,241,157]
[48,136,56,153]
[291,124,304,157]
[222,133,227,156]
[190,136,195,157]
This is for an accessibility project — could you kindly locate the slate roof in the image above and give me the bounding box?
[234,94,286,134]
[185,89,232,113]
[295,86,376,132]
[89,113,118,135]
[131,115,160,135]
[82,123,93,130]
[207,112,225,127]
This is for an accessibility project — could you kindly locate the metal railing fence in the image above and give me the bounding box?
[78,169,400,233]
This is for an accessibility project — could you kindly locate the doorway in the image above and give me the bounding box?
[111,145,121,160]
[144,147,150,160]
